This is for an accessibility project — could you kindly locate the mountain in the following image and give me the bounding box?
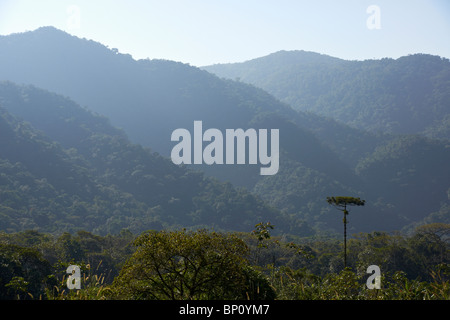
[0,81,286,235]
[0,27,448,235]
[203,50,450,140]
[0,27,368,170]
[0,27,294,155]
[203,50,450,231]
[355,135,450,227]
[0,28,362,225]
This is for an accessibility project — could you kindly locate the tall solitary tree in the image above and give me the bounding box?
[326,196,365,268]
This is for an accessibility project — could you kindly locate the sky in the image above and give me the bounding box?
[0,0,449,67]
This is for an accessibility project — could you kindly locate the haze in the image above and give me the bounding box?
[1,0,449,66]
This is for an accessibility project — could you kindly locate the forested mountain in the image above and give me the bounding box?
[0,82,283,235]
[0,27,448,236]
[203,50,450,140]
[0,27,449,303]
[203,50,450,231]
[0,27,362,233]
[0,27,297,155]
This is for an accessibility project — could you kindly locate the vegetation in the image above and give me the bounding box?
[0,88,280,235]
[204,50,450,140]
[112,229,252,300]
[326,196,365,268]
[1,29,449,236]
[0,28,448,302]
[0,223,448,300]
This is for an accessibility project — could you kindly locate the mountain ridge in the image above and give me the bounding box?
[0,81,288,235]
[0,27,448,235]
[203,50,450,140]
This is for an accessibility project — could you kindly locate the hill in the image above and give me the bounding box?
[0,27,362,232]
[203,50,450,231]
[0,27,371,171]
[0,81,284,235]
[203,50,450,140]
[0,28,448,235]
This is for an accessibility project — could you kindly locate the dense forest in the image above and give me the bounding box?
[0,83,283,235]
[0,28,449,301]
[0,223,448,300]
[203,50,450,140]
[1,27,448,235]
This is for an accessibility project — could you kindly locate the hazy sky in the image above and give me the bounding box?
[1,0,449,66]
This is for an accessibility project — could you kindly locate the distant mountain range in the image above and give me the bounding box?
[0,27,448,236]
[203,50,450,140]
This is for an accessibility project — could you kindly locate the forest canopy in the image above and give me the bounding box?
[0,224,448,300]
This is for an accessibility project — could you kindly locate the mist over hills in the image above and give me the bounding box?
[0,27,448,236]
[0,82,284,235]
[203,50,450,140]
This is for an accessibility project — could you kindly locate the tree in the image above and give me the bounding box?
[326,196,365,268]
[408,223,450,278]
[111,229,251,300]
[0,243,54,299]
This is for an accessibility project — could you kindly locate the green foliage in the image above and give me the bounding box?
[111,229,252,300]
[0,243,55,299]
[46,263,112,300]
[0,224,448,300]
[253,222,275,245]
[326,197,366,209]
[0,29,449,301]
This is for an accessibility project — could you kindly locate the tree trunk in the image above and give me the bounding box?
[343,208,348,269]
